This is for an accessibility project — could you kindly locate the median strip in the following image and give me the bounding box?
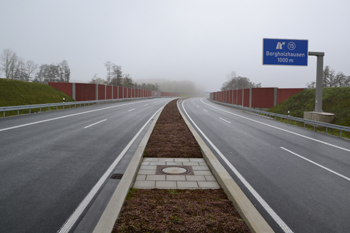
[92,98,273,233]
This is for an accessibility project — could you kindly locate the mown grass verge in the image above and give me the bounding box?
[267,87,350,139]
[0,79,74,117]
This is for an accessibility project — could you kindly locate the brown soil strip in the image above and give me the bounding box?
[144,99,202,158]
[113,189,250,233]
[113,99,251,232]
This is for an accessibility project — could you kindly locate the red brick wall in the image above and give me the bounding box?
[229,90,233,104]
[277,88,304,105]
[76,83,95,101]
[118,86,123,98]
[48,82,72,98]
[233,90,236,104]
[122,87,126,98]
[237,89,242,105]
[106,85,112,99]
[251,88,275,108]
[98,85,105,100]
[113,86,118,99]
[244,89,250,107]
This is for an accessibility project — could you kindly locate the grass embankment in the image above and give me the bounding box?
[267,87,350,138]
[114,99,250,233]
[0,79,74,116]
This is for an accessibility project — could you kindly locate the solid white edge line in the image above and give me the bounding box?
[201,98,350,153]
[57,107,163,233]
[84,119,107,129]
[0,100,147,132]
[280,147,350,182]
[219,117,231,124]
[182,100,293,233]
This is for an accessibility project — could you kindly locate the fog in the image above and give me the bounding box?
[1,0,349,94]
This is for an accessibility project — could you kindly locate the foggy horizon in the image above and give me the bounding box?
[1,0,349,93]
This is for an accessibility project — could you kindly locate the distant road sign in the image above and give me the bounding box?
[263,38,308,66]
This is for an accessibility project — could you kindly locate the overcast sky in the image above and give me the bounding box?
[1,0,349,92]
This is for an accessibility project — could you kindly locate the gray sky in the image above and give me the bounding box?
[1,0,349,92]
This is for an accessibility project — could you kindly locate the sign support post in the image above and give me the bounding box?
[308,52,324,112]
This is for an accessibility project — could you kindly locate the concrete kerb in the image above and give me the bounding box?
[92,107,163,233]
[177,99,274,233]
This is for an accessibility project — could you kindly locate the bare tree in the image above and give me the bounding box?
[221,72,261,90]
[110,65,123,86]
[306,81,316,89]
[104,61,113,85]
[59,60,70,82]
[26,60,38,81]
[90,74,106,84]
[123,74,134,87]
[307,65,350,88]
[323,66,336,87]
[14,58,29,81]
[1,49,19,79]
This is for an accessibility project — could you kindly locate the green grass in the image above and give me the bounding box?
[0,79,75,117]
[126,188,137,201]
[267,87,350,138]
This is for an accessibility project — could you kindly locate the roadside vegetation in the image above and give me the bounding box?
[267,87,350,138]
[0,79,74,116]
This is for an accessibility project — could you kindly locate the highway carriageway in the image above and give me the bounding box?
[0,98,175,233]
[180,98,350,233]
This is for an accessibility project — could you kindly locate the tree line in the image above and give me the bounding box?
[0,49,70,83]
[221,71,261,91]
[90,61,159,91]
[306,66,350,88]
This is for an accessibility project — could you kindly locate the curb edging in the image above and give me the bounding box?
[177,99,274,233]
[92,108,163,233]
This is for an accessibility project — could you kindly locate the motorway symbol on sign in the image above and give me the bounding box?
[263,38,308,66]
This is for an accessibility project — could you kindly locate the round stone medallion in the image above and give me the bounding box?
[161,166,187,174]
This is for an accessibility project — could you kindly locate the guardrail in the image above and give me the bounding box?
[0,97,154,118]
[209,99,350,138]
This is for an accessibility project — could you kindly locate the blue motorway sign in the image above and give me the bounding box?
[263,38,308,66]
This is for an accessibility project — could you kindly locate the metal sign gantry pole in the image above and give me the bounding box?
[308,51,325,113]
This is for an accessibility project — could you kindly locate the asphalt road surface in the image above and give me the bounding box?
[180,98,350,233]
[0,98,174,233]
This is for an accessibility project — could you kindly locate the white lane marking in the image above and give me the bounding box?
[144,104,149,106]
[196,105,199,108]
[281,147,350,182]
[128,108,135,112]
[201,98,350,153]
[0,101,148,132]
[84,119,107,129]
[219,117,231,124]
[203,109,208,112]
[58,106,164,233]
[182,100,293,233]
